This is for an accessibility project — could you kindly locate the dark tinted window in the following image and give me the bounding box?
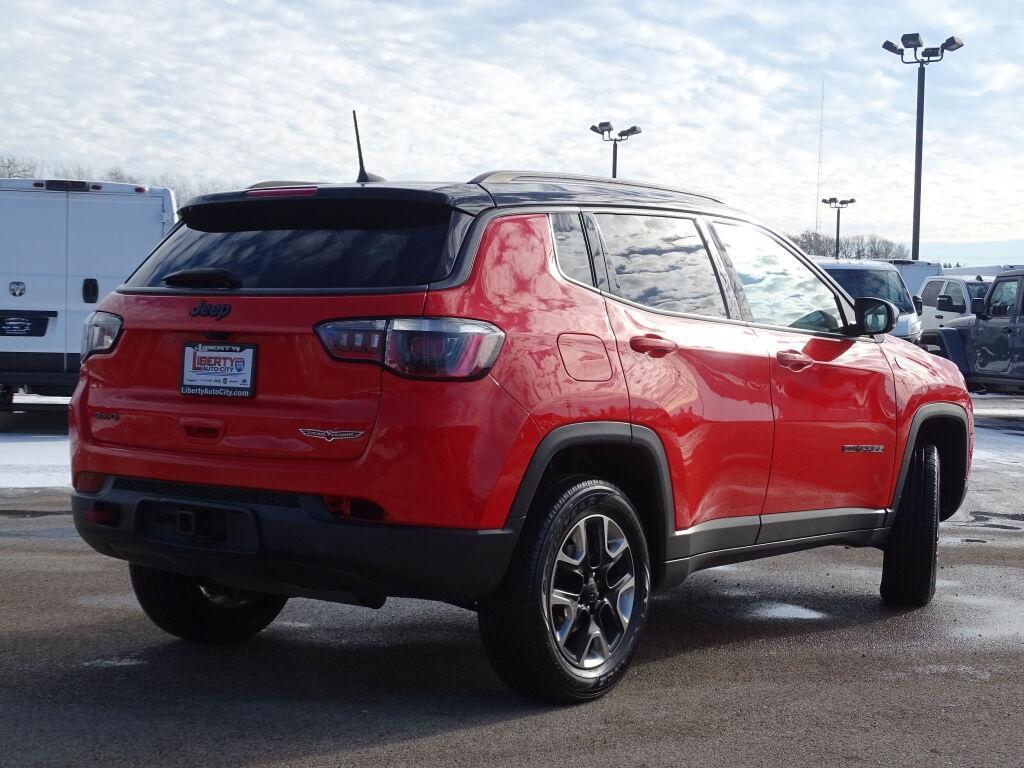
[597,214,726,317]
[551,213,593,285]
[127,199,464,290]
[921,279,943,307]
[967,282,990,299]
[713,223,842,333]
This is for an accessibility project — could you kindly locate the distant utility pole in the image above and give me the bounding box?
[882,33,964,260]
[822,197,855,258]
[590,122,641,178]
[815,81,824,234]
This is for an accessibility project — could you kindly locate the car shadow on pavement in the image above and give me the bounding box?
[1,550,924,767]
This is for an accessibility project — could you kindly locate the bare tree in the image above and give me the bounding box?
[0,155,40,178]
[49,162,95,180]
[788,230,909,260]
[105,166,144,184]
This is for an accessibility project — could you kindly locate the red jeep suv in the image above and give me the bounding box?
[72,172,973,702]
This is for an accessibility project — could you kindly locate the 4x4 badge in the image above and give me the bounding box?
[299,428,365,443]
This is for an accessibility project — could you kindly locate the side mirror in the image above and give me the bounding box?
[971,297,987,316]
[936,294,955,312]
[853,297,898,336]
[913,295,924,315]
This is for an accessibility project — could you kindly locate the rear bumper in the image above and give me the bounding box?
[0,351,80,387]
[73,478,522,607]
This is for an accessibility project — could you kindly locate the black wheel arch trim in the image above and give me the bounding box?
[506,421,675,561]
[891,402,971,522]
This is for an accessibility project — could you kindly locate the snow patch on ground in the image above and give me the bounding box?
[750,602,826,621]
[0,434,71,488]
[973,427,1024,467]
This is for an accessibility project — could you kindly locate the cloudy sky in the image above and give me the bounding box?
[3,0,1022,264]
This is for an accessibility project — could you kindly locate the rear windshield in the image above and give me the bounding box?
[966,282,989,299]
[823,267,915,314]
[126,198,467,291]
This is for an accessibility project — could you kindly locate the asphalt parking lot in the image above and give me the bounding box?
[1,399,1022,767]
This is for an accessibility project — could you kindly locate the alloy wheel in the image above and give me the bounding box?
[546,513,636,669]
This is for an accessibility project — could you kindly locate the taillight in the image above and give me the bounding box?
[244,187,317,198]
[385,318,504,379]
[81,312,123,363]
[316,320,388,362]
[315,317,505,380]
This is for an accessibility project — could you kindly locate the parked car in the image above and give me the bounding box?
[814,258,922,342]
[71,172,973,702]
[0,177,175,407]
[920,268,1024,393]
[919,275,992,331]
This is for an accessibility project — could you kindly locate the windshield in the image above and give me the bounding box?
[823,267,914,314]
[126,198,467,291]
[966,282,989,299]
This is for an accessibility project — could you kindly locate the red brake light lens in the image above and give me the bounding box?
[385,318,504,379]
[315,318,505,380]
[244,187,318,198]
[74,472,106,493]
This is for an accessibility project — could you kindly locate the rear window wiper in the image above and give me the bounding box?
[162,268,241,290]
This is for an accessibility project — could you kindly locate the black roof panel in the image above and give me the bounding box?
[185,173,735,217]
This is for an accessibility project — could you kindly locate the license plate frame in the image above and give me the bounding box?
[180,342,258,398]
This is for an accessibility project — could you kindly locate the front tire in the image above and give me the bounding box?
[881,443,940,606]
[129,564,288,643]
[478,476,651,703]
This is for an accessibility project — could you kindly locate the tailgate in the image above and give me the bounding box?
[86,292,424,461]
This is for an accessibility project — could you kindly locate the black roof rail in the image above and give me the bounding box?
[246,180,321,189]
[470,170,724,205]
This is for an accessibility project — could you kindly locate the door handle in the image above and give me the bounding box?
[630,335,677,358]
[776,350,813,371]
[934,314,944,320]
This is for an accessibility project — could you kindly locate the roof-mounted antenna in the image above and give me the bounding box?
[353,110,385,183]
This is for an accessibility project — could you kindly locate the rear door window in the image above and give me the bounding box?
[127,199,468,291]
[596,214,727,318]
[551,213,594,286]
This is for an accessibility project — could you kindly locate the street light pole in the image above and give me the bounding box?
[912,62,926,262]
[883,33,964,261]
[835,206,842,258]
[822,197,855,258]
[590,122,641,178]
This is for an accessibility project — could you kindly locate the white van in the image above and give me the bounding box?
[814,258,922,343]
[1,178,175,404]
[886,259,942,296]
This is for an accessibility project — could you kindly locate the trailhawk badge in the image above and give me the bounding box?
[299,428,365,442]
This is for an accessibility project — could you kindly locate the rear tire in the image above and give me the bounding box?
[478,476,651,703]
[881,443,940,606]
[129,564,287,643]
